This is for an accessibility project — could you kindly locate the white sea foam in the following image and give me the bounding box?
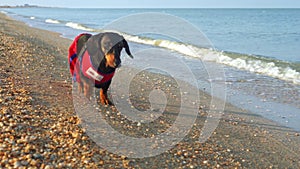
[121,32,300,85]
[45,19,60,24]
[30,16,35,20]
[217,54,300,84]
[0,11,8,14]
[65,22,94,31]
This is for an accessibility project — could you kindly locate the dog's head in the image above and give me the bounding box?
[100,33,133,68]
[87,32,133,69]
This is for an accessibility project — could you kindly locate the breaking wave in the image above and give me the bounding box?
[65,22,94,32]
[0,11,8,14]
[120,33,300,85]
[45,19,60,24]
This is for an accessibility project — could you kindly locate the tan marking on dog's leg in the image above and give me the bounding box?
[100,88,106,104]
[100,88,112,105]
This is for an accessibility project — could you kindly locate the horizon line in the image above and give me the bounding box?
[1,5,300,9]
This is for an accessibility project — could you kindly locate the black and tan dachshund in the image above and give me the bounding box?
[68,32,133,105]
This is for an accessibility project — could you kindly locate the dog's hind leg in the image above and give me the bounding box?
[83,81,93,100]
[77,81,83,93]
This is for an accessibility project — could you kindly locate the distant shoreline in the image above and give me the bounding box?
[0,4,39,8]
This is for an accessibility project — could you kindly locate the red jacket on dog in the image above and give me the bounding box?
[77,50,115,85]
[68,33,115,85]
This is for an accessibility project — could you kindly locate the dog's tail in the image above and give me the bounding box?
[68,33,92,77]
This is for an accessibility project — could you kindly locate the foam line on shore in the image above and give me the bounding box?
[119,32,300,85]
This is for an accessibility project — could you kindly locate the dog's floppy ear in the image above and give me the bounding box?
[122,39,133,59]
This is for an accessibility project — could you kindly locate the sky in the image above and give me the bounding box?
[1,0,300,8]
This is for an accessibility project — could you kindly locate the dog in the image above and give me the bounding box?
[68,32,133,105]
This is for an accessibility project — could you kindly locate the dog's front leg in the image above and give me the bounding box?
[100,88,112,105]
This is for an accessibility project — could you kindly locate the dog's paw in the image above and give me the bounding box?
[100,96,113,105]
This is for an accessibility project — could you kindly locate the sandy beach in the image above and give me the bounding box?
[1,12,300,168]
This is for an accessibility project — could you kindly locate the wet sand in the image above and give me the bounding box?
[1,13,300,168]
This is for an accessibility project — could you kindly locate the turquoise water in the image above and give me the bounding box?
[1,8,300,131]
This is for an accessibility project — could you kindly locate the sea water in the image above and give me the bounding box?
[1,8,299,131]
